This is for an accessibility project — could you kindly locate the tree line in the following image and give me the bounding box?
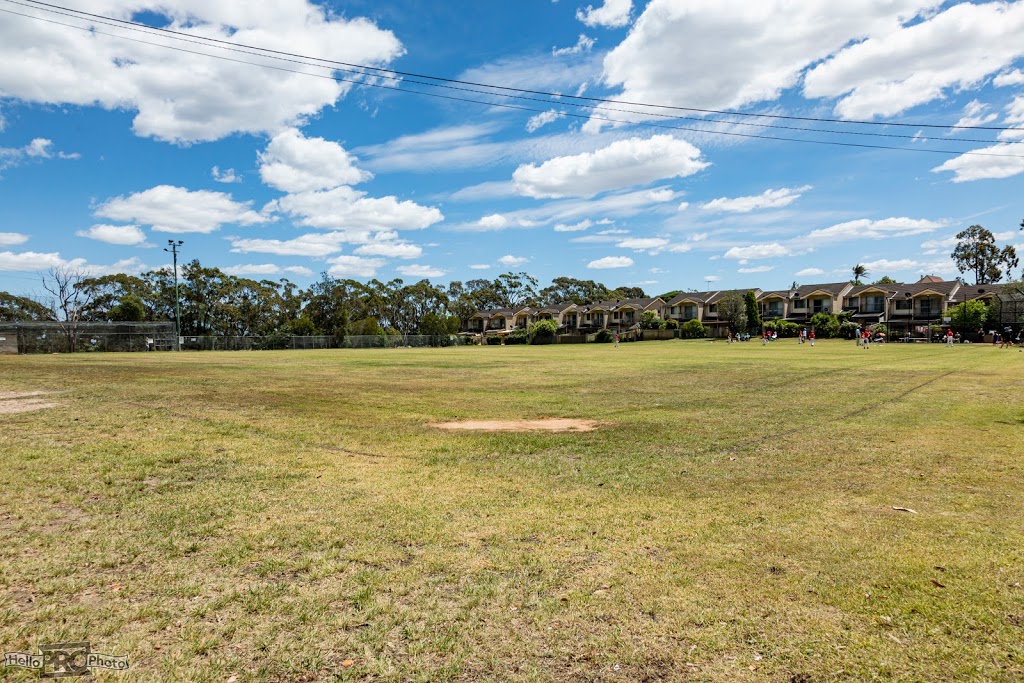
[1,222,1019,337]
[0,263,654,338]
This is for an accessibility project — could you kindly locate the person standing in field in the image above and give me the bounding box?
[614,332,619,348]
[855,325,862,346]
[862,327,871,349]
[728,331,733,344]
[809,329,815,346]
[946,328,954,347]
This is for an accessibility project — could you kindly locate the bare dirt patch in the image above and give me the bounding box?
[432,418,601,433]
[0,390,58,415]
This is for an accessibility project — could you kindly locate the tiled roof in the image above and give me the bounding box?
[792,282,852,297]
[667,291,714,305]
[846,283,899,297]
[887,281,959,298]
[580,297,663,311]
[705,289,760,304]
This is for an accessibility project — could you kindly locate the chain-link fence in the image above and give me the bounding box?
[0,321,176,354]
[0,323,473,354]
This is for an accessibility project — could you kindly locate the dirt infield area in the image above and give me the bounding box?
[432,418,601,432]
[0,390,57,415]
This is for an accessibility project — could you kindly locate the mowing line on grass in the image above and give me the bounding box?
[718,368,958,456]
[122,400,390,460]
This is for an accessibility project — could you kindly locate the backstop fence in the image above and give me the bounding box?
[0,323,469,353]
[0,321,177,354]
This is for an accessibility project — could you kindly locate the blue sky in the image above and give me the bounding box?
[1,0,1023,297]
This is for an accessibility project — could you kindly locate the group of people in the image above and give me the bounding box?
[726,329,818,346]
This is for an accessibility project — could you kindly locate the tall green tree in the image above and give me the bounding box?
[952,225,1019,284]
[0,292,55,321]
[492,272,539,309]
[851,263,869,285]
[538,277,613,305]
[717,292,747,333]
[743,290,762,332]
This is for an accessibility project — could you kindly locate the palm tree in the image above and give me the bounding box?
[852,263,869,285]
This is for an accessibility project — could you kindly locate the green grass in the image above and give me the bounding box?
[1,340,1023,682]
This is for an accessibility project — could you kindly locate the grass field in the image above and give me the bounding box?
[1,340,1023,682]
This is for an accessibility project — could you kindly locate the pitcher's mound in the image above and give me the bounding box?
[432,418,601,433]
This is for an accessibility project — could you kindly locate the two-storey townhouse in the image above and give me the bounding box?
[842,283,897,327]
[533,302,579,331]
[757,290,789,320]
[885,280,959,338]
[665,291,713,325]
[578,298,666,331]
[785,282,853,323]
[701,289,761,336]
[465,307,524,335]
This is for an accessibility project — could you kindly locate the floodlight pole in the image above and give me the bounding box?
[164,240,184,350]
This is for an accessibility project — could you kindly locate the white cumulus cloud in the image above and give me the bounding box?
[0,232,29,246]
[211,166,241,183]
[803,1,1024,119]
[702,185,812,213]
[599,0,940,123]
[95,185,270,234]
[497,255,529,267]
[0,2,404,143]
[222,263,313,278]
[795,267,825,277]
[526,110,566,133]
[397,264,446,278]
[805,217,944,241]
[230,230,396,257]
[724,243,792,260]
[269,186,443,232]
[554,219,593,232]
[577,0,633,28]
[258,128,371,192]
[617,237,668,251]
[587,255,634,269]
[553,34,596,57]
[512,135,708,199]
[354,242,423,259]
[327,255,386,278]
[994,69,1024,87]
[931,142,1024,182]
[75,224,148,245]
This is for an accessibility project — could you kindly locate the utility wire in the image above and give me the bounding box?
[0,0,1009,146]
[13,0,1024,133]
[2,5,1023,158]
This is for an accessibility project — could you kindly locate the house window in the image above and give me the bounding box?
[684,304,696,319]
[812,298,830,314]
[919,298,935,317]
[791,298,806,310]
[707,304,718,314]
[895,299,911,311]
[768,301,782,317]
[866,296,884,313]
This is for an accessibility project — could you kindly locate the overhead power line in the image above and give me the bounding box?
[0,1,1010,148]
[2,2,1023,159]
[12,0,1024,134]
